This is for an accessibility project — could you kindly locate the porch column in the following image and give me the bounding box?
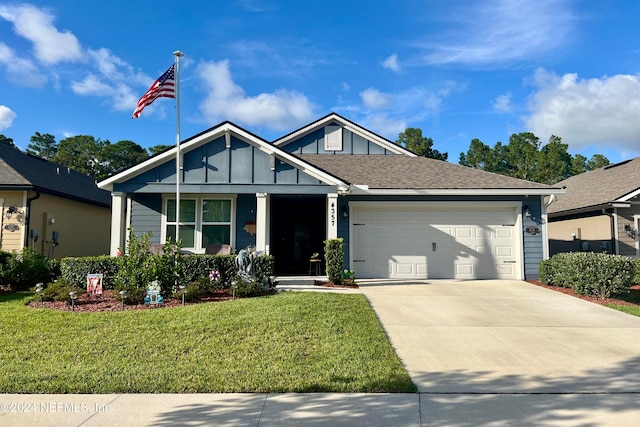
[256,193,270,254]
[327,193,338,239]
[110,192,126,256]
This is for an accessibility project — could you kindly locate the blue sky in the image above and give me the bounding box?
[1,0,639,164]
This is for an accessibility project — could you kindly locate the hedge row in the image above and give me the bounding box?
[59,253,275,292]
[539,252,635,299]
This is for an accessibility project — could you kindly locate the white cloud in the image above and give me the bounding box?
[0,41,47,86]
[381,54,400,73]
[525,69,640,152]
[360,88,392,109]
[422,0,574,66]
[364,115,407,140]
[0,105,17,130]
[493,92,513,113]
[0,4,82,64]
[70,49,152,112]
[197,59,316,129]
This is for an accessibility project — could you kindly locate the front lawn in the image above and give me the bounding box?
[0,292,416,394]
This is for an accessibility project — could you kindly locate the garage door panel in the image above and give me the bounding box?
[352,206,520,280]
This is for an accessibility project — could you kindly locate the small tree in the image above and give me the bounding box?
[324,238,345,285]
[114,229,155,304]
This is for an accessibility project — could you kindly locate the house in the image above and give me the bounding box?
[0,144,111,258]
[548,157,640,257]
[98,113,563,279]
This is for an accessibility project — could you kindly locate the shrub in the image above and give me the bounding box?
[40,278,85,302]
[147,239,184,296]
[325,238,344,285]
[253,254,275,282]
[539,252,635,299]
[634,258,640,285]
[232,275,264,298]
[60,256,118,289]
[173,277,212,302]
[538,259,554,285]
[0,248,56,291]
[179,254,237,289]
[114,230,155,304]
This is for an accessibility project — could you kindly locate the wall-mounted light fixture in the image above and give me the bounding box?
[523,205,531,219]
[625,224,637,239]
[342,205,349,218]
[5,205,22,220]
[49,217,56,225]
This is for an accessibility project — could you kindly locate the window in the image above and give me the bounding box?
[164,197,234,250]
[165,199,196,247]
[202,199,231,246]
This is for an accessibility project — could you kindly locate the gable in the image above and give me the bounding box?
[99,122,348,193]
[273,113,416,156]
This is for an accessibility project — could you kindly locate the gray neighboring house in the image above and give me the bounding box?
[548,157,640,257]
[98,113,563,279]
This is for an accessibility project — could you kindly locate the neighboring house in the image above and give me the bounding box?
[548,157,640,257]
[98,113,563,279]
[0,144,111,258]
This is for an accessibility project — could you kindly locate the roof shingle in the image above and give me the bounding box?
[0,145,111,207]
[548,157,640,214]
[298,154,556,190]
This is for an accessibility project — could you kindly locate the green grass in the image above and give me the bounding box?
[604,304,640,317]
[0,292,416,394]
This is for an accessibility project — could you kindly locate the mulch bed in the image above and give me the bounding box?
[27,289,234,312]
[314,279,359,288]
[526,280,640,306]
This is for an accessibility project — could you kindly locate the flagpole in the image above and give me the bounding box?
[173,50,184,243]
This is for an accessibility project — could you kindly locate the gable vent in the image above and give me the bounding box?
[324,125,343,151]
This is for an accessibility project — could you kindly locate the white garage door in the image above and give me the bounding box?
[351,204,521,280]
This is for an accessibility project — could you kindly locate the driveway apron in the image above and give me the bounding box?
[359,279,640,394]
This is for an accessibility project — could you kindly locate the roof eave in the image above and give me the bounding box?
[348,188,566,196]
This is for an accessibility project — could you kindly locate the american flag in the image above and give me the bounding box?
[132,64,175,118]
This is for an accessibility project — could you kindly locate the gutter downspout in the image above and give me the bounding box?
[24,191,41,249]
[603,207,616,254]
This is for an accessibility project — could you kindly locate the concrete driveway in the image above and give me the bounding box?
[359,279,640,394]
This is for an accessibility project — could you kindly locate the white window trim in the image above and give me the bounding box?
[161,194,236,253]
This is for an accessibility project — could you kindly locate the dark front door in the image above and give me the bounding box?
[271,195,326,275]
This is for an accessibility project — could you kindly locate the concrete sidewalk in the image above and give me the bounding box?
[2,392,640,426]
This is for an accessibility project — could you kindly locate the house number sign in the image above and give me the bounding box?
[4,224,19,232]
[330,202,336,226]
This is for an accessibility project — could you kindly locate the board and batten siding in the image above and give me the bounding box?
[282,125,395,155]
[125,135,325,189]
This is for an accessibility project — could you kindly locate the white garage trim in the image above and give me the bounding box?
[348,201,524,280]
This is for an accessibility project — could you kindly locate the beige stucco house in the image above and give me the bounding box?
[548,157,640,257]
[0,144,111,258]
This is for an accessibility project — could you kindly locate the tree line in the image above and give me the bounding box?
[395,128,610,185]
[2,127,610,185]
[0,133,171,181]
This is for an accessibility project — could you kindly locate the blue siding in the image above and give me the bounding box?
[522,196,544,279]
[281,123,396,155]
[118,134,326,191]
[205,137,230,183]
[235,194,257,251]
[130,194,162,243]
[183,146,205,183]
